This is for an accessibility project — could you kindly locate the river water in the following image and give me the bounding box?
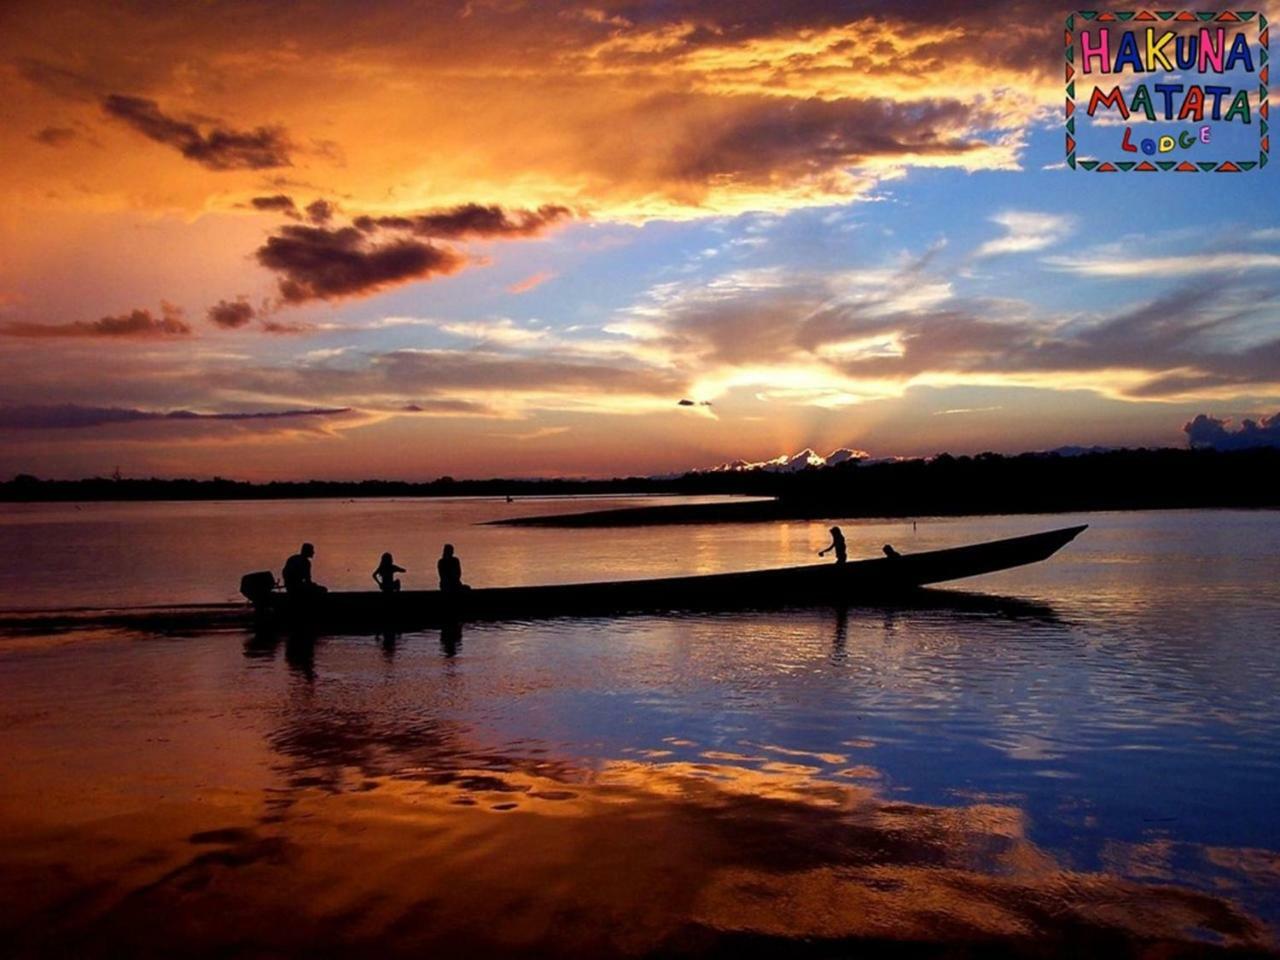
[1,500,1277,957]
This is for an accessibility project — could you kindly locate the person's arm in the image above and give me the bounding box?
[372,569,381,584]
[394,564,406,573]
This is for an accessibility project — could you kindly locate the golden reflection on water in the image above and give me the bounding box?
[3,740,1272,958]
[3,636,1274,959]
[4,512,1280,960]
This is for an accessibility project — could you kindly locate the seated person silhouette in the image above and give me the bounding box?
[882,544,901,559]
[282,542,327,597]
[818,526,847,564]
[437,544,470,593]
[372,552,406,592]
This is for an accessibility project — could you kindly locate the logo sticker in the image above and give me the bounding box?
[1066,11,1269,171]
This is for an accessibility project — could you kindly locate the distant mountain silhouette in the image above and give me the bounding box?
[702,447,871,473]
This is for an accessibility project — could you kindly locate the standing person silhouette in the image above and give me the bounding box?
[282,542,327,597]
[437,544,469,592]
[372,552,405,592]
[818,526,847,565]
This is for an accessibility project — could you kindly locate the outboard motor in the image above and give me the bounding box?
[240,571,277,606]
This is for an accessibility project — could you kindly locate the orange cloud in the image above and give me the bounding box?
[1,304,190,338]
[508,270,557,294]
[0,3,1059,221]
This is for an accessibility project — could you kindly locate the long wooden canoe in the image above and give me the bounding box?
[246,525,1087,630]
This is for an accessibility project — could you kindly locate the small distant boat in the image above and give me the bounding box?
[241,525,1087,630]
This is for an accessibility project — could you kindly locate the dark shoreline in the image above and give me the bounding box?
[495,498,1280,527]
[0,474,684,503]
[495,447,1280,527]
[5,448,1279,517]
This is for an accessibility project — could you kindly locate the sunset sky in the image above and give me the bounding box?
[1,0,1277,480]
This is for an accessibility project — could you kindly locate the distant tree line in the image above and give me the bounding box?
[0,473,679,502]
[757,446,1280,516]
[3,447,1279,521]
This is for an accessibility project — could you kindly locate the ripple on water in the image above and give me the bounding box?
[2,509,1280,954]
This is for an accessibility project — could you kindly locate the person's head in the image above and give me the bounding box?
[380,552,393,565]
[301,542,315,558]
[830,526,842,535]
[442,544,454,557]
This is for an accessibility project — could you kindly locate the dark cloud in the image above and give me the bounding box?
[260,320,316,334]
[32,126,78,147]
[304,199,336,225]
[251,202,569,304]
[1013,284,1253,375]
[102,94,291,170]
[0,404,352,431]
[251,194,300,217]
[246,201,562,308]
[208,348,686,402]
[813,306,1041,380]
[16,58,100,101]
[255,225,465,303]
[372,350,684,396]
[354,203,572,239]
[400,399,497,415]
[1,305,190,338]
[675,280,822,365]
[821,291,1280,396]
[1185,413,1280,451]
[647,94,999,185]
[207,298,256,329]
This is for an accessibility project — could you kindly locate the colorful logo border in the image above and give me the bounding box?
[1065,10,1270,171]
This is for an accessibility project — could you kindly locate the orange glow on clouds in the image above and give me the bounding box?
[0,2,1276,478]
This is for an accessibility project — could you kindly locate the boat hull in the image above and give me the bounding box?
[251,525,1087,630]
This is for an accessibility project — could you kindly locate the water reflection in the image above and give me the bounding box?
[831,605,848,663]
[440,621,463,658]
[242,628,323,681]
[6,528,1280,960]
[283,633,319,680]
[246,623,465,667]
[216,605,1280,956]
[218,651,1273,957]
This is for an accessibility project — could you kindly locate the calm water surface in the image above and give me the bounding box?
[1,501,1278,957]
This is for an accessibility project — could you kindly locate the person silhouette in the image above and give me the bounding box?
[282,542,327,597]
[438,544,470,592]
[818,526,847,565]
[882,544,901,559]
[440,620,462,657]
[372,552,405,592]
